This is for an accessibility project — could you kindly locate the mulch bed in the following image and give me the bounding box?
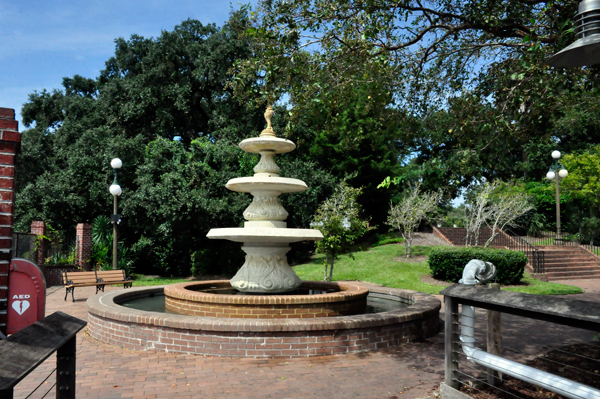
[459,342,600,399]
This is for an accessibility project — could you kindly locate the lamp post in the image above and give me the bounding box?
[546,151,568,243]
[109,158,122,270]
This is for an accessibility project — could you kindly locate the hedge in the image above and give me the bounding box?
[428,247,527,285]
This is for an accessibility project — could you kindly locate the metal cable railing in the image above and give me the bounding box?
[443,285,600,399]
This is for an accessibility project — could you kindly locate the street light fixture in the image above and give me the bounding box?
[546,151,568,243]
[110,158,122,270]
[547,0,600,67]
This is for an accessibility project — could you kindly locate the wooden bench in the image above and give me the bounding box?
[62,270,132,302]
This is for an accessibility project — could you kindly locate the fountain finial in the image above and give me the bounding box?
[260,105,276,137]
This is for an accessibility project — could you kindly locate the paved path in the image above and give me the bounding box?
[10,279,600,399]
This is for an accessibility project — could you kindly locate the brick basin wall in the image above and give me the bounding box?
[87,284,441,358]
[164,281,368,319]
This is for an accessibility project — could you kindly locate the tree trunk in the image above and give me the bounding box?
[328,256,335,283]
[485,224,498,248]
[324,255,330,281]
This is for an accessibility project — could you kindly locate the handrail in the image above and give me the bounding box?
[498,228,545,274]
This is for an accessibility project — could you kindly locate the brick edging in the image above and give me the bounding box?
[431,226,454,245]
[87,285,441,332]
[578,245,600,261]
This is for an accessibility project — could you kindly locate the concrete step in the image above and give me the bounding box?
[544,259,600,266]
[544,260,600,266]
[546,272,600,280]
[544,265,600,272]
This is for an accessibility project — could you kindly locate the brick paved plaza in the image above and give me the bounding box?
[11,279,600,399]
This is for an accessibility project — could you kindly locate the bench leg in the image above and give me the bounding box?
[71,288,75,302]
[65,287,74,302]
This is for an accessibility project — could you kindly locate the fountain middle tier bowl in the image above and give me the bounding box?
[206,227,323,243]
[164,281,369,319]
[226,176,307,194]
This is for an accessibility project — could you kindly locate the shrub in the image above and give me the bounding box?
[428,247,527,285]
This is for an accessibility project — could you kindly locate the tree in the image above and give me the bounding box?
[462,181,533,247]
[234,0,600,190]
[485,191,534,247]
[15,12,341,276]
[312,183,371,282]
[464,182,497,247]
[386,183,442,258]
[560,146,600,217]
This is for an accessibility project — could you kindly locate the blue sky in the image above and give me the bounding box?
[0,0,254,129]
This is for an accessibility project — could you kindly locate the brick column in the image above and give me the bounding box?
[30,221,46,266]
[0,107,20,335]
[76,223,92,270]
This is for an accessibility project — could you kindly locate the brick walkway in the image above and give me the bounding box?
[13,285,446,399]
[11,279,600,399]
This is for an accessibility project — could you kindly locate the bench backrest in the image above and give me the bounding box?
[63,271,97,285]
[96,270,126,283]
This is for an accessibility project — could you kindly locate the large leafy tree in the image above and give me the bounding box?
[235,0,600,190]
[16,12,339,275]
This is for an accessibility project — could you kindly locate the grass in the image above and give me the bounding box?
[372,232,404,247]
[130,274,189,287]
[292,244,584,296]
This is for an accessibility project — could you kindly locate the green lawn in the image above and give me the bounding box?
[293,244,583,295]
[130,275,189,287]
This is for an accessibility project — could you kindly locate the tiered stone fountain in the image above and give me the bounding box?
[162,106,370,319]
[206,105,322,293]
[87,106,441,358]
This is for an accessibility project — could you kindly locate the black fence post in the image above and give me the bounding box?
[56,336,76,399]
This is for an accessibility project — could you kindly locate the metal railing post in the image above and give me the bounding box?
[56,335,77,399]
[487,283,502,387]
[445,296,459,389]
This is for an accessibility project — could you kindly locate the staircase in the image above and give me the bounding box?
[535,246,600,281]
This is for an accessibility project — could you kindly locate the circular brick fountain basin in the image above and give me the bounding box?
[87,282,441,358]
[164,281,369,319]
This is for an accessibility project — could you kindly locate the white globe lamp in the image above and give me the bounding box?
[546,171,556,180]
[551,151,561,159]
[111,158,123,169]
[559,169,568,178]
[109,184,122,196]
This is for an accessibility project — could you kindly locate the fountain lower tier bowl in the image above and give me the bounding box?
[86,282,441,359]
[206,227,323,243]
[164,281,368,319]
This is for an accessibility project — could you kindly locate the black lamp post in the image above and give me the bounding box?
[109,158,122,270]
[545,151,568,243]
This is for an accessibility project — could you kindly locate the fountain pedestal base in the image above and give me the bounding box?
[230,245,301,293]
